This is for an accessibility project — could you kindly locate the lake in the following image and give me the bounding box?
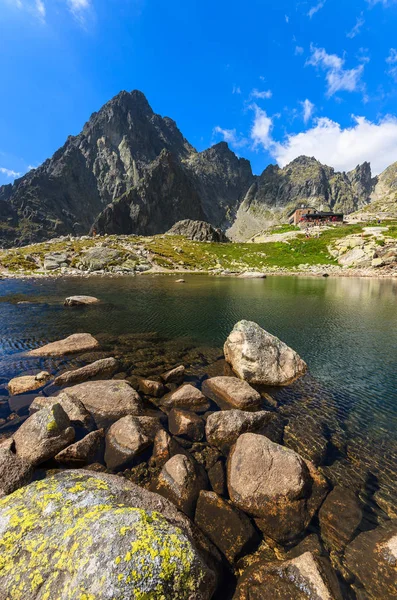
[0,273,396,523]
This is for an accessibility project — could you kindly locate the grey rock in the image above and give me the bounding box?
[167,219,229,242]
[224,320,307,386]
[53,357,119,386]
[64,295,100,306]
[161,384,210,413]
[0,448,33,496]
[28,333,100,357]
[30,393,95,432]
[14,404,75,465]
[79,247,120,271]
[55,429,105,466]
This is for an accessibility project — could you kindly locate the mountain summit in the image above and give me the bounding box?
[0,90,393,247]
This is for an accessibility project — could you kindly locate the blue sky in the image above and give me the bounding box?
[1,0,397,186]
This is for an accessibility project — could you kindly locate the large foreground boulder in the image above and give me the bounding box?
[0,470,219,599]
[202,377,261,410]
[234,552,343,599]
[28,333,100,356]
[224,321,307,386]
[345,522,397,599]
[227,433,328,543]
[55,380,143,428]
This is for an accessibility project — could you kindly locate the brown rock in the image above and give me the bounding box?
[169,409,204,441]
[148,429,188,468]
[234,552,343,599]
[55,429,105,466]
[55,380,143,429]
[28,333,100,356]
[205,409,283,454]
[284,415,329,466]
[202,377,261,411]
[105,416,162,470]
[195,490,259,564]
[208,459,227,496]
[154,453,208,518]
[14,404,75,466]
[53,358,119,387]
[227,433,328,543]
[161,365,185,385]
[7,371,51,395]
[0,448,33,495]
[137,378,165,398]
[30,394,95,432]
[319,486,363,554]
[345,522,397,600]
[161,384,210,413]
[64,295,100,306]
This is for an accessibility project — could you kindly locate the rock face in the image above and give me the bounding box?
[234,551,343,599]
[13,404,75,465]
[53,357,119,386]
[345,522,397,599]
[227,433,327,543]
[224,321,307,386]
[195,490,259,565]
[28,333,100,356]
[56,380,143,428]
[0,470,218,599]
[166,220,229,242]
[202,376,262,410]
[205,409,283,454]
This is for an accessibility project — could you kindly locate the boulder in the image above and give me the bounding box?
[161,365,185,384]
[205,409,283,454]
[30,394,95,432]
[166,219,229,242]
[224,320,307,386]
[137,377,165,397]
[55,380,143,429]
[28,333,100,357]
[227,433,328,543]
[79,247,121,271]
[0,470,219,599]
[284,415,329,466]
[202,377,261,411]
[238,272,266,278]
[154,453,208,518]
[0,448,33,496]
[13,404,75,466]
[234,552,343,599]
[53,357,119,387]
[7,371,51,395]
[105,416,162,470]
[64,295,100,306]
[161,384,210,413]
[149,429,189,468]
[169,409,205,442]
[345,522,397,599]
[195,490,259,564]
[319,486,363,554]
[208,459,227,496]
[43,252,69,270]
[55,429,105,466]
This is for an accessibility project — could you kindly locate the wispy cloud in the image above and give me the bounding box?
[295,46,304,55]
[3,0,46,21]
[213,126,248,148]
[232,85,241,95]
[386,48,397,80]
[301,99,315,123]
[0,167,21,178]
[347,14,364,39]
[307,0,326,18]
[306,44,365,96]
[366,0,397,6]
[250,89,272,100]
[285,14,289,23]
[67,0,91,24]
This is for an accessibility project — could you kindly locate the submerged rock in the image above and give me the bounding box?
[161,365,185,384]
[227,433,328,543]
[137,377,165,397]
[201,376,261,411]
[53,357,119,387]
[64,295,100,306]
[0,470,219,599]
[7,371,51,395]
[205,409,283,454]
[13,404,75,466]
[195,490,259,564]
[319,486,363,554]
[224,320,307,386]
[28,333,100,357]
[234,551,343,599]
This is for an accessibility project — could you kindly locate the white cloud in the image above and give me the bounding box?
[250,104,273,150]
[213,126,248,148]
[67,0,91,23]
[367,0,397,5]
[301,99,315,123]
[295,46,304,55]
[285,14,289,23]
[3,0,45,20]
[306,45,365,96]
[271,115,397,175]
[232,85,241,95]
[35,0,45,19]
[386,48,397,80]
[347,14,364,39]
[251,88,272,100]
[0,167,21,178]
[307,0,326,18]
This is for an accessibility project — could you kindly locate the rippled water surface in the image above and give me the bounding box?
[0,274,396,520]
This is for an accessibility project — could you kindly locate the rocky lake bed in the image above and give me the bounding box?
[0,304,396,599]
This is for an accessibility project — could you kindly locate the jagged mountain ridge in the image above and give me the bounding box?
[0,89,393,247]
